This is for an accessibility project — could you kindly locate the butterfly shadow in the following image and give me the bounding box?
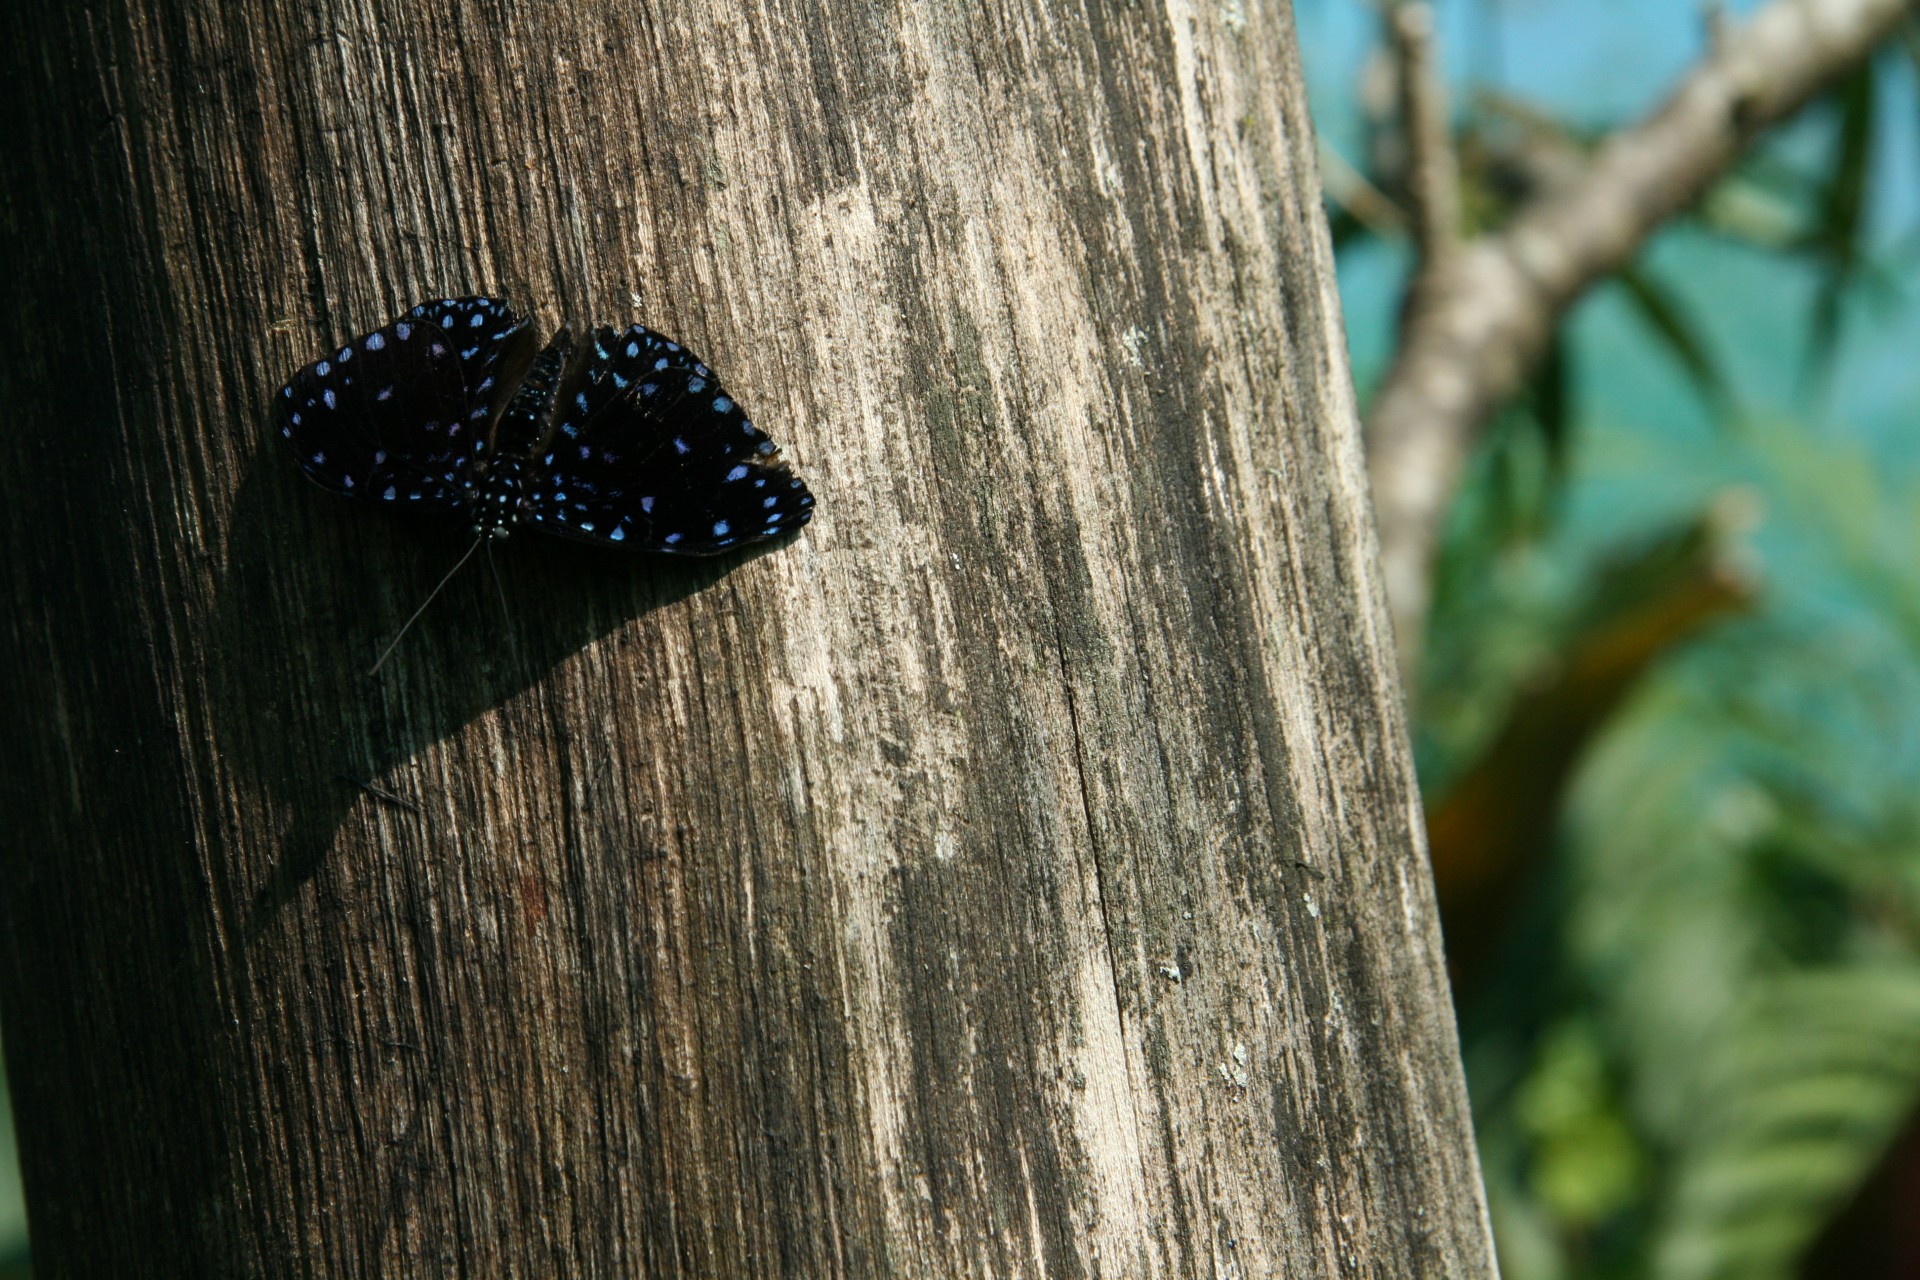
[206,452,754,945]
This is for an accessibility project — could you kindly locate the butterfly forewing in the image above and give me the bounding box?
[275,297,536,511]
[525,324,815,553]
[402,297,542,460]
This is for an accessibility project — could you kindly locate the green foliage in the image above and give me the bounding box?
[0,1047,24,1275]
[1651,968,1920,1280]
[1612,266,1731,419]
[1433,414,1920,1280]
[1799,63,1877,387]
[1517,1020,1648,1231]
[1381,45,1920,1274]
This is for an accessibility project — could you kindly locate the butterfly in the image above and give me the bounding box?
[274,296,814,669]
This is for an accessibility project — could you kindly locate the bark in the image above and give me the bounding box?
[1388,3,1459,279]
[1364,0,1915,672]
[0,1,1492,1276]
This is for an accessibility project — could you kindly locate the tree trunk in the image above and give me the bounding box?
[0,1,1493,1276]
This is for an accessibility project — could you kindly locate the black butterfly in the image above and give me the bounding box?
[275,297,814,670]
[275,296,814,554]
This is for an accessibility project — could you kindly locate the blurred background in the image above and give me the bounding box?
[1301,0,1920,1276]
[0,1,1914,1276]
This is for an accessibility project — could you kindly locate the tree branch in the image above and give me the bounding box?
[0,0,1498,1270]
[1318,141,1410,238]
[1391,3,1461,277]
[1364,0,1913,675]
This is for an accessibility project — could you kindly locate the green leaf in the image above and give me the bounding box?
[1800,62,1877,390]
[1650,968,1920,1280]
[1534,325,1572,471]
[1614,265,1733,419]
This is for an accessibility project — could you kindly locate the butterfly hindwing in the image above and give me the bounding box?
[523,324,814,553]
[275,297,536,512]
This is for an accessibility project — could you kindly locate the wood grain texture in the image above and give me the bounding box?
[0,0,1494,1275]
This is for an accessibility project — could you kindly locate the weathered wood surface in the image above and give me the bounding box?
[0,1,1493,1275]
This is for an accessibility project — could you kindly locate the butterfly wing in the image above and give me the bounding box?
[274,297,536,512]
[523,324,814,553]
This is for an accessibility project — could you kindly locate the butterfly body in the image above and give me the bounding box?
[275,298,814,555]
[468,326,573,539]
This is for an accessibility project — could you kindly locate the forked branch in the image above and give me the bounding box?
[1364,0,1914,674]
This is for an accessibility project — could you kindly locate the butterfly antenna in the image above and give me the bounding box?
[367,536,484,677]
[484,538,513,628]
